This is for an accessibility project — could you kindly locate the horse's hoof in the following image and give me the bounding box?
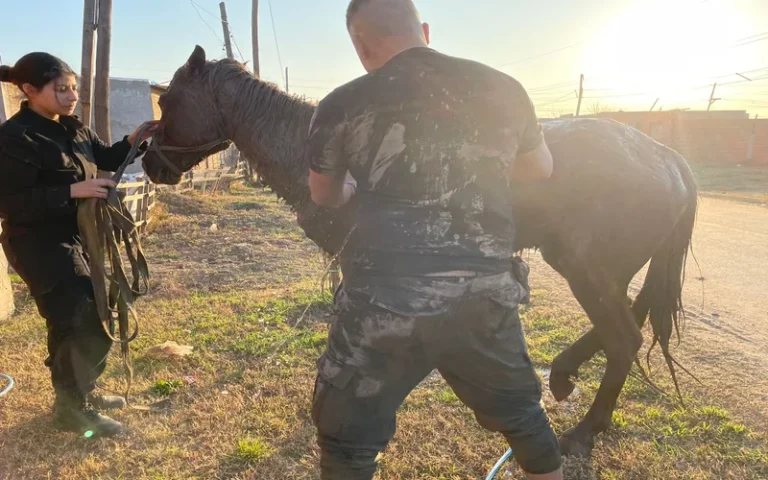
[549,371,576,401]
[559,429,593,458]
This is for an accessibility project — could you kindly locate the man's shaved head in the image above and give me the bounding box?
[346,0,422,36]
[346,0,430,72]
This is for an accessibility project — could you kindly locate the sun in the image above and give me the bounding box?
[582,0,758,108]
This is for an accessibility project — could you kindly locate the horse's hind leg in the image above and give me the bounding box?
[553,258,643,457]
[550,287,649,401]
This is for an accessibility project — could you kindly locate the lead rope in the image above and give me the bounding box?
[77,125,228,412]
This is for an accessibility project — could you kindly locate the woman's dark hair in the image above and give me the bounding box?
[0,52,76,92]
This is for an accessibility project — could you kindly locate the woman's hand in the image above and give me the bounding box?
[70,179,117,199]
[127,120,161,146]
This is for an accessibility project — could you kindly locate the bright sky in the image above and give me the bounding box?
[1,0,767,117]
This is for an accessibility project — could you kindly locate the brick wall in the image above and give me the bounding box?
[673,118,768,165]
[592,111,768,166]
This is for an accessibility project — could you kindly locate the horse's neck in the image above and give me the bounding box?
[220,74,315,209]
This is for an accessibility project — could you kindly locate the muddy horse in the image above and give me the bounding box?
[142,46,698,456]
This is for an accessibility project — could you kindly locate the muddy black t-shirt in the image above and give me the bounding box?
[307,47,543,281]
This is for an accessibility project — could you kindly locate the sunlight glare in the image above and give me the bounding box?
[583,0,757,107]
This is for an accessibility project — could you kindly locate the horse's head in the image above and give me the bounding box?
[142,46,232,184]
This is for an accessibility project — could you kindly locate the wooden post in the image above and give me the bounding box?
[94,0,113,143]
[0,225,14,321]
[219,2,234,60]
[80,0,97,127]
[0,82,6,123]
[575,74,584,117]
[252,0,260,76]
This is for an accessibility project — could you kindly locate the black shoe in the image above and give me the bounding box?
[53,397,125,438]
[86,393,127,411]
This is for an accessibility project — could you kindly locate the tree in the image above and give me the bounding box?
[588,101,615,115]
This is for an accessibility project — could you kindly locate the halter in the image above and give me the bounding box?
[145,135,231,177]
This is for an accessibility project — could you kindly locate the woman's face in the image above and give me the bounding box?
[25,74,79,118]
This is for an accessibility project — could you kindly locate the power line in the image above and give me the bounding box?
[496,43,581,69]
[230,32,247,63]
[528,81,574,92]
[266,0,286,86]
[189,0,224,45]
[190,0,227,23]
[732,35,768,49]
[730,31,768,47]
[734,31,768,42]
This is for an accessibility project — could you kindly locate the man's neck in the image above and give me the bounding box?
[377,38,429,68]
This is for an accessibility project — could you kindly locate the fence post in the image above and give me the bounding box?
[0,225,14,321]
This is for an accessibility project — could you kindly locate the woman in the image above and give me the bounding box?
[0,52,157,437]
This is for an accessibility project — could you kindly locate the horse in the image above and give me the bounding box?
[141,46,698,456]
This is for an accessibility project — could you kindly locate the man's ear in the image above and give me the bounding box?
[422,22,430,45]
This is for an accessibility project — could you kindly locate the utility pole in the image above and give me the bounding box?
[219,2,234,60]
[575,74,584,117]
[707,82,721,112]
[285,67,289,93]
[252,0,260,76]
[649,98,659,112]
[94,0,113,143]
[80,0,97,127]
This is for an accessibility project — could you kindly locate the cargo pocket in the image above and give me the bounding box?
[311,351,357,429]
[510,256,531,304]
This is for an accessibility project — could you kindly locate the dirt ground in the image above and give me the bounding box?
[0,182,766,479]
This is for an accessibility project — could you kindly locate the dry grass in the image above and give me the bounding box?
[0,183,766,480]
[691,163,768,205]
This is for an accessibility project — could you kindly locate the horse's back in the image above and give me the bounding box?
[514,118,696,274]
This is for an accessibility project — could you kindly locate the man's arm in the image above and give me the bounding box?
[505,84,553,183]
[306,98,356,208]
[309,170,357,208]
[509,141,553,182]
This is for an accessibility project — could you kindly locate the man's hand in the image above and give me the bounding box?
[70,179,117,200]
[309,170,357,208]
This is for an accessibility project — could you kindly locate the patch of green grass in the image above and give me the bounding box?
[229,201,264,211]
[151,379,184,396]
[235,438,275,463]
[435,389,461,405]
[612,410,630,429]
[9,273,23,284]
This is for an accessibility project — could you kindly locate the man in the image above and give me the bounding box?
[306,1,562,478]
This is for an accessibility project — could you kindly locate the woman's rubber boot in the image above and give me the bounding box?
[53,393,125,438]
[86,393,127,410]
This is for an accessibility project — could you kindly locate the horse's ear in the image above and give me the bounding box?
[187,45,206,73]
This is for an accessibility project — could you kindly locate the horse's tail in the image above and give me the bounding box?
[632,161,698,403]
